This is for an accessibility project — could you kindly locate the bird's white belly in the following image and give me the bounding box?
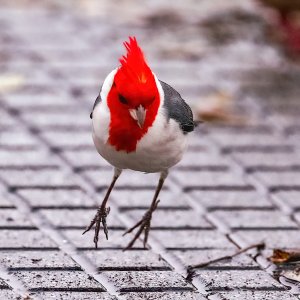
[92,104,188,173]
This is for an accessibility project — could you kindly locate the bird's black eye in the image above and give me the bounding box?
[119,94,128,104]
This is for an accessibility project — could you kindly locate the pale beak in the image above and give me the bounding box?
[129,105,147,128]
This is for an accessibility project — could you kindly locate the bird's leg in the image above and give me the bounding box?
[83,168,122,248]
[123,170,168,250]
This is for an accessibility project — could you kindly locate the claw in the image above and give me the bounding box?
[123,199,160,251]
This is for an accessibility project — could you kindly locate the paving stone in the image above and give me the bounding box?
[12,270,105,291]
[216,291,298,300]
[0,169,79,188]
[82,169,170,190]
[271,191,300,210]
[34,291,115,300]
[0,196,15,208]
[5,93,73,108]
[122,291,206,300]
[39,208,124,228]
[153,230,233,249]
[175,151,230,170]
[172,249,257,268]
[0,209,35,227]
[213,210,297,229]
[0,250,79,269]
[0,109,17,129]
[62,229,144,249]
[17,188,95,208]
[0,290,22,300]
[195,270,282,291]
[41,131,93,148]
[253,171,300,190]
[103,271,192,292]
[190,190,273,210]
[126,209,212,228]
[21,109,90,129]
[231,230,300,248]
[232,152,300,171]
[0,230,57,249]
[112,190,190,208]
[0,130,38,148]
[0,149,59,168]
[83,250,169,270]
[61,149,110,169]
[171,170,249,189]
[210,132,293,153]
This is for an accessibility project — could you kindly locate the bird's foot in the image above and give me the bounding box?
[123,199,160,250]
[82,206,110,248]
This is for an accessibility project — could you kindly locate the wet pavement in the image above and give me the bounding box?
[1,0,300,299]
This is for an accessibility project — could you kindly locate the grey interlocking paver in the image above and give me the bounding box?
[39,208,124,228]
[62,229,144,249]
[40,131,93,149]
[126,209,213,229]
[82,169,170,190]
[83,250,169,270]
[12,270,105,291]
[17,188,95,208]
[216,291,298,300]
[195,270,283,290]
[103,271,193,292]
[0,290,22,300]
[153,230,233,249]
[0,209,35,227]
[122,291,206,300]
[172,170,249,189]
[190,190,273,209]
[112,190,190,208]
[0,169,78,188]
[232,152,300,171]
[254,171,300,190]
[172,250,258,268]
[0,230,58,249]
[0,250,79,270]
[0,149,59,168]
[61,149,110,169]
[231,230,300,248]
[0,130,39,149]
[35,291,116,300]
[213,210,298,229]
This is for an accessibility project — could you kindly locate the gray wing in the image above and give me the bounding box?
[90,94,101,119]
[160,80,195,134]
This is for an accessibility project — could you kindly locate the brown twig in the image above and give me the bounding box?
[186,242,265,281]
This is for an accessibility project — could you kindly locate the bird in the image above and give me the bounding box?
[83,36,196,250]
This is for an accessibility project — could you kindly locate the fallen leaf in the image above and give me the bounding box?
[269,249,300,263]
[193,91,248,125]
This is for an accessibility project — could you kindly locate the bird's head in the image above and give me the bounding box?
[107,37,159,129]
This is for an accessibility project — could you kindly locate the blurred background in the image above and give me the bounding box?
[1,0,300,126]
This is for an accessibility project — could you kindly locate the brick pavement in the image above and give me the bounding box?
[0,1,300,299]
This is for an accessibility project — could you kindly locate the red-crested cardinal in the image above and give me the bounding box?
[84,37,195,250]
